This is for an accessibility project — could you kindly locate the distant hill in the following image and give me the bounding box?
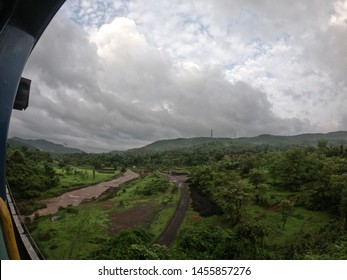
[125,131,347,154]
[127,137,228,153]
[8,137,85,154]
[238,131,347,146]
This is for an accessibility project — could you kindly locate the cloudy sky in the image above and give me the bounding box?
[8,0,347,152]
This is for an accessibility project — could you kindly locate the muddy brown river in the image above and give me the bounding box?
[33,169,139,217]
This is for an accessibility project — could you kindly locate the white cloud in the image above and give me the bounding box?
[330,0,347,25]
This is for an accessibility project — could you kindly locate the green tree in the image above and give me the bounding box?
[317,139,328,150]
[235,221,268,259]
[93,227,167,260]
[280,199,294,230]
[341,186,347,230]
[215,180,251,225]
[248,168,267,204]
[274,149,324,191]
[65,165,73,175]
[307,172,344,215]
[6,147,58,199]
[174,223,240,259]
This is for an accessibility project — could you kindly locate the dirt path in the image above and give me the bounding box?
[33,169,139,217]
[156,174,190,247]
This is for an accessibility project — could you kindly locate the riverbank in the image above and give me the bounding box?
[31,170,139,218]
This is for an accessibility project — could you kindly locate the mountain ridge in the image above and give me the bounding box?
[122,131,347,154]
[8,137,85,154]
[10,131,347,154]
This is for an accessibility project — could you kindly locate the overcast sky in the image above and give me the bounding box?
[8,0,347,152]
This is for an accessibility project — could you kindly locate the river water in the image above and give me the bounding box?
[33,169,139,217]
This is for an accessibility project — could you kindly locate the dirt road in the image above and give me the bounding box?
[156,174,190,246]
[33,169,139,217]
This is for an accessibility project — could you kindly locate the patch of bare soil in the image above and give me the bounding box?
[108,201,159,235]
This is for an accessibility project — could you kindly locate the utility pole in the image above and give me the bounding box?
[211,129,213,138]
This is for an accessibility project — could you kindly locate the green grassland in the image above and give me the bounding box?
[29,204,110,259]
[247,204,330,245]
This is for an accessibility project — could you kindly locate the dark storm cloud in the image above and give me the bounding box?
[8,1,347,151]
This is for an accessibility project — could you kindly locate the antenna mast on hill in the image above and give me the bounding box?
[211,129,213,138]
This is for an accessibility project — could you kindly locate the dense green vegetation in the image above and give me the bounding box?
[6,145,117,214]
[6,146,60,214]
[6,133,347,259]
[177,147,347,259]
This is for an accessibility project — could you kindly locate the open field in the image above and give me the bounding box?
[29,204,110,259]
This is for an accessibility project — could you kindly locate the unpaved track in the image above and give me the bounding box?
[156,174,189,246]
[33,170,139,217]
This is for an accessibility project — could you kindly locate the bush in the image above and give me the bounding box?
[174,223,231,259]
[137,176,170,196]
[92,227,167,260]
[66,207,79,214]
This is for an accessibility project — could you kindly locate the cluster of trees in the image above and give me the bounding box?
[90,222,267,260]
[171,221,267,259]
[89,219,347,260]
[183,145,347,259]
[190,147,347,223]
[47,139,347,173]
[92,227,168,260]
[52,142,278,171]
[6,146,59,214]
[135,175,171,196]
[6,146,59,199]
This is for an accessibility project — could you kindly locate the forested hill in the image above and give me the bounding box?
[238,131,347,146]
[8,137,85,154]
[126,131,347,154]
[126,137,232,152]
[10,131,347,155]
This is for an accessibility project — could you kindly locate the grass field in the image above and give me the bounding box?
[56,167,119,186]
[30,204,110,259]
[247,204,330,245]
